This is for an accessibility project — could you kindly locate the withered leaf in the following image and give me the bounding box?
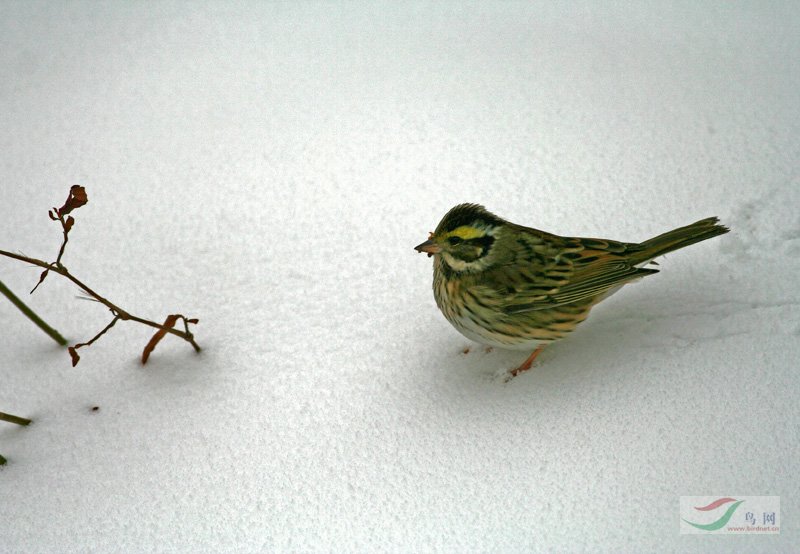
[187,318,199,324]
[30,268,50,293]
[68,346,80,367]
[141,314,180,364]
[57,185,88,216]
[64,215,75,233]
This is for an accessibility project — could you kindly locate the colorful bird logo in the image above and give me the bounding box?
[683,497,744,531]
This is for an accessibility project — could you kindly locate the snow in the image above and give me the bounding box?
[2,2,798,552]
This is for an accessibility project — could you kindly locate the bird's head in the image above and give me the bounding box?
[414,203,505,272]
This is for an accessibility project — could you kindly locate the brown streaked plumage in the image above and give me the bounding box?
[415,204,730,378]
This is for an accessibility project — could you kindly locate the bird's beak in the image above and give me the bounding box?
[414,239,441,257]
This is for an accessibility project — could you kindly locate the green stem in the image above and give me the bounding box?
[0,411,32,426]
[0,279,68,346]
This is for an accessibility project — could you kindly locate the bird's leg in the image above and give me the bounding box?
[509,344,547,378]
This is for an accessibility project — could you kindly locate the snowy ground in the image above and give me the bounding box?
[2,2,798,552]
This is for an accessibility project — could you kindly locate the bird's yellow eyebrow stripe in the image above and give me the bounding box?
[446,226,486,240]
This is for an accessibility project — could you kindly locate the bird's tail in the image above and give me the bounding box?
[630,217,730,265]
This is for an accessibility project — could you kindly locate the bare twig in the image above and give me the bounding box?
[0,186,200,365]
[0,279,67,346]
[0,410,32,466]
[0,247,200,363]
[69,315,120,366]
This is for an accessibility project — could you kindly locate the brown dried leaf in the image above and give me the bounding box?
[68,346,80,366]
[187,318,199,324]
[141,314,180,364]
[48,209,58,221]
[30,268,50,293]
[57,185,88,216]
[64,215,75,233]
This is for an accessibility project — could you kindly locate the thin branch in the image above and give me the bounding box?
[0,411,32,426]
[32,186,86,292]
[0,248,199,348]
[68,315,120,366]
[0,279,67,346]
[54,213,71,266]
[0,185,200,365]
[0,409,32,466]
[76,315,120,348]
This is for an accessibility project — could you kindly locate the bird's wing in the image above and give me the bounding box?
[479,232,658,313]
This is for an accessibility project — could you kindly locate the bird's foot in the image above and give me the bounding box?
[506,344,547,380]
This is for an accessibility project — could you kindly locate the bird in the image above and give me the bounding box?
[414,203,729,378]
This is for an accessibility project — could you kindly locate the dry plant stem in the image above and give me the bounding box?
[75,315,120,349]
[0,411,33,465]
[30,211,72,295]
[54,213,70,265]
[0,279,68,346]
[0,249,200,352]
[0,411,32,426]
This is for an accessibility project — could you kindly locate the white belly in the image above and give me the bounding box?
[450,313,551,351]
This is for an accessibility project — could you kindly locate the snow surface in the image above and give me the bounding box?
[2,2,799,552]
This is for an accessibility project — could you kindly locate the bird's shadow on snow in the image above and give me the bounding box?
[419,287,729,399]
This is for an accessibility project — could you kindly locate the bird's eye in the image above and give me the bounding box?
[448,236,463,245]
